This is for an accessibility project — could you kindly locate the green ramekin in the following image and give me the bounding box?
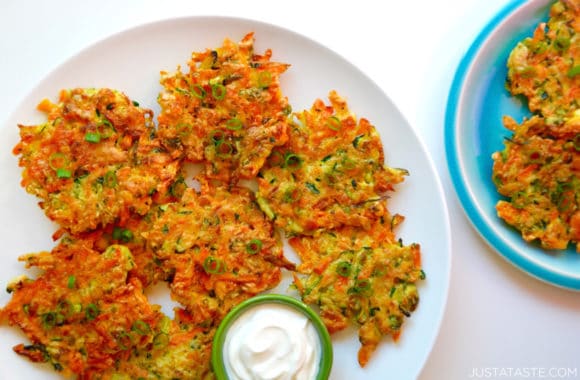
[211,294,333,380]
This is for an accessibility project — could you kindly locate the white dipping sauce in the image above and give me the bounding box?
[223,303,321,380]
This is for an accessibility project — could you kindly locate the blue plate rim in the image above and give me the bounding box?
[444,0,580,291]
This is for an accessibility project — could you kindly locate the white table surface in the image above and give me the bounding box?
[2,1,580,379]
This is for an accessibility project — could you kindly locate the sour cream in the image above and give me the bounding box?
[223,303,321,380]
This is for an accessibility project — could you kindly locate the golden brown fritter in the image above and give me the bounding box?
[257,91,407,235]
[290,217,423,367]
[13,88,181,234]
[71,206,175,288]
[492,115,580,251]
[144,179,295,327]
[0,241,166,379]
[506,0,579,122]
[102,310,215,380]
[494,1,580,251]
[157,32,291,184]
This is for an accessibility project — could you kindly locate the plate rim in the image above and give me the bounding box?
[444,0,580,291]
[1,15,453,378]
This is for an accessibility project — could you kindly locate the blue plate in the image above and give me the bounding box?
[445,0,580,290]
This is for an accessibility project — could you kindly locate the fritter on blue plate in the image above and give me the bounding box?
[506,0,579,122]
[492,115,580,251]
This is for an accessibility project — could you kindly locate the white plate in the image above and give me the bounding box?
[0,16,451,380]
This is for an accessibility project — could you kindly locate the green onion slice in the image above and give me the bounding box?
[209,130,225,145]
[336,261,352,277]
[48,152,69,170]
[284,153,302,169]
[132,320,151,335]
[175,87,190,95]
[216,141,234,156]
[42,311,66,328]
[85,303,100,321]
[554,36,571,52]
[389,315,402,330]
[56,168,72,179]
[67,275,76,289]
[176,123,192,137]
[112,227,133,243]
[169,176,186,198]
[355,278,371,292]
[84,132,101,143]
[305,182,320,195]
[211,83,226,100]
[121,229,134,243]
[104,170,117,188]
[352,134,364,148]
[47,151,74,179]
[257,71,272,89]
[41,312,60,329]
[203,256,224,275]
[97,118,115,139]
[226,117,243,130]
[191,84,207,99]
[326,116,342,131]
[246,239,263,255]
[116,331,133,350]
[56,300,73,317]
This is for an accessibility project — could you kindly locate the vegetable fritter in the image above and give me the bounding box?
[73,206,176,288]
[290,217,423,367]
[0,241,167,379]
[492,115,580,251]
[506,0,579,122]
[103,309,215,380]
[157,32,291,184]
[257,91,407,235]
[144,180,295,327]
[493,0,580,251]
[13,88,181,234]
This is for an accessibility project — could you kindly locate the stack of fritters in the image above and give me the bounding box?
[258,90,423,367]
[2,32,423,377]
[493,0,580,251]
